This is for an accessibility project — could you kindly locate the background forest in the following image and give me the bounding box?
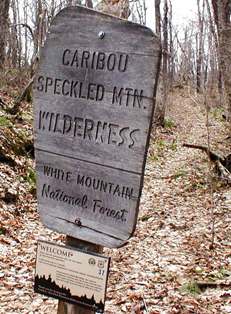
[0,0,231,122]
[0,0,230,313]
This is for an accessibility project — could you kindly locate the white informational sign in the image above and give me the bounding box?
[34,240,110,312]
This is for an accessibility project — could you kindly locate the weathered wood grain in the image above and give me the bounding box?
[35,150,141,247]
[33,5,160,248]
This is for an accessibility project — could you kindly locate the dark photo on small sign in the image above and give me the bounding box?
[34,240,110,312]
[33,6,160,247]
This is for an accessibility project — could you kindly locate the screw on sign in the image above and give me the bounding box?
[33,5,160,314]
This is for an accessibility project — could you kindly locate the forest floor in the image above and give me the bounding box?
[0,88,230,314]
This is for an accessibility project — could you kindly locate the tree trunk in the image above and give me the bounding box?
[196,0,205,93]
[212,0,231,121]
[168,0,174,89]
[85,0,93,9]
[220,27,231,121]
[160,0,169,125]
[155,0,161,36]
[0,0,10,69]
[34,0,42,58]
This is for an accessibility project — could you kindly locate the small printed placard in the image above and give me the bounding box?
[34,240,110,312]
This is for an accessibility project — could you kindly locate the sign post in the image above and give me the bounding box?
[33,5,160,313]
[56,237,103,314]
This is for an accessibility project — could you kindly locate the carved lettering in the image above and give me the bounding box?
[62,79,70,96]
[45,77,53,92]
[61,49,129,72]
[62,49,71,65]
[107,53,116,71]
[112,86,144,109]
[76,173,135,200]
[35,75,105,102]
[81,50,90,68]
[96,52,105,70]
[108,123,119,145]
[43,165,72,183]
[54,78,62,95]
[92,199,128,222]
[41,183,88,208]
[73,117,84,137]
[118,54,128,72]
[53,113,62,133]
[38,110,140,149]
[40,180,131,223]
[37,76,44,91]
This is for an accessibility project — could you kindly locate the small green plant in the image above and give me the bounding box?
[0,227,6,235]
[21,111,33,124]
[181,281,201,295]
[173,169,187,179]
[0,116,12,127]
[211,107,224,122]
[156,139,166,150]
[163,117,176,129]
[191,181,207,190]
[24,167,36,195]
[149,154,159,162]
[170,141,177,151]
[219,267,231,277]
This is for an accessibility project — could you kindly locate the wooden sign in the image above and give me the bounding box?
[34,240,110,313]
[33,6,160,248]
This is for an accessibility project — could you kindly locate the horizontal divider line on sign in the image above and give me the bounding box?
[52,215,126,240]
[35,147,142,176]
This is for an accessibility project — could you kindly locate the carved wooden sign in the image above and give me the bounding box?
[33,6,160,248]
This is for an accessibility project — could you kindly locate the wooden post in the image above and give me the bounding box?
[57,237,103,314]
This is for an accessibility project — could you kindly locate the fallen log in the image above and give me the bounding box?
[196,280,231,290]
[183,143,223,162]
[183,143,231,184]
[216,160,231,184]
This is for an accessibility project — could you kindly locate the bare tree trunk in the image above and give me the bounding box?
[24,0,28,66]
[160,0,169,124]
[34,0,42,58]
[196,0,205,93]
[0,0,10,69]
[168,0,174,89]
[9,0,18,68]
[16,0,22,68]
[96,0,130,19]
[85,0,93,8]
[212,0,231,121]
[205,0,223,96]
[155,0,161,36]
